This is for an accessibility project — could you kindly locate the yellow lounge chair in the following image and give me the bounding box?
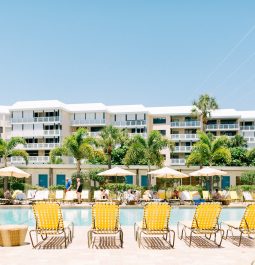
[229,191,240,202]
[223,204,255,246]
[134,202,175,248]
[29,202,74,248]
[202,191,211,200]
[177,203,224,247]
[88,202,123,248]
[158,190,166,200]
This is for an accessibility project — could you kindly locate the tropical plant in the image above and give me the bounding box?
[240,171,255,185]
[50,128,98,177]
[96,125,125,169]
[191,94,219,131]
[186,131,231,166]
[227,134,247,148]
[124,131,174,184]
[0,137,29,190]
[247,148,255,166]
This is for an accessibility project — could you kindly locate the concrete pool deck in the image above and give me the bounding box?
[1,226,255,265]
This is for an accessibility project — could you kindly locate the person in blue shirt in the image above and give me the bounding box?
[65,178,72,192]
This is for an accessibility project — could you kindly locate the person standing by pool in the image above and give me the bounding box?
[76,178,82,204]
[65,178,72,192]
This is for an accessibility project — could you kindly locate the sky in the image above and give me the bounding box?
[0,0,255,110]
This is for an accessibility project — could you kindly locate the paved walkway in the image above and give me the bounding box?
[1,226,255,265]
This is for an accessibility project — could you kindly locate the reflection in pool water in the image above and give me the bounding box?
[0,207,246,226]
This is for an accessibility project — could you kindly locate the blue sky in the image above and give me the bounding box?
[0,0,255,109]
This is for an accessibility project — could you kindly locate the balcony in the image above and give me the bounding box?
[16,143,60,150]
[11,117,60,123]
[206,124,239,130]
[240,126,255,131]
[128,133,147,138]
[244,137,255,143]
[71,119,105,126]
[170,158,186,165]
[11,156,50,164]
[173,146,192,153]
[9,130,61,137]
[112,120,147,127]
[170,134,198,141]
[170,121,201,128]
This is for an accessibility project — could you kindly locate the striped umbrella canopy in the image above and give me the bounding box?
[0,166,30,178]
[148,167,189,179]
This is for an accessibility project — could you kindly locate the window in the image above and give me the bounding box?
[153,118,166,124]
[158,130,166,136]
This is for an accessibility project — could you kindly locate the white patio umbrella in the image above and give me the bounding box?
[0,166,30,178]
[189,167,227,191]
[98,167,136,176]
[148,167,189,179]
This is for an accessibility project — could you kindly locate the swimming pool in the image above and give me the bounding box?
[0,207,246,226]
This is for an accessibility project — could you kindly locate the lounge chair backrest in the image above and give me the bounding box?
[243,191,253,201]
[27,189,36,199]
[32,202,64,232]
[92,203,119,231]
[94,190,102,200]
[192,203,222,230]
[180,191,191,200]
[81,190,89,200]
[190,191,201,200]
[55,190,64,200]
[202,191,211,200]
[34,190,46,200]
[229,191,238,200]
[65,191,76,200]
[142,203,170,231]
[240,204,255,230]
[158,190,166,200]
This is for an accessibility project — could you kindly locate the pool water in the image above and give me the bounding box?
[0,207,246,226]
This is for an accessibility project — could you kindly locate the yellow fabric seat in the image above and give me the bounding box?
[178,203,224,247]
[29,202,74,248]
[134,202,175,248]
[223,204,255,246]
[88,202,123,248]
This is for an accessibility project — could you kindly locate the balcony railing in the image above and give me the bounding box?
[170,121,201,128]
[112,120,147,127]
[11,156,50,164]
[206,124,239,130]
[244,137,255,143]
[9,130,61,137]
[128,133,147,138]
[240,126,255,131]
[170,158,186,165]
[170,134,198,141]
[71,119,106,126]
[173,146,192,153]
[16,143,60,150]
[11,117,60,123]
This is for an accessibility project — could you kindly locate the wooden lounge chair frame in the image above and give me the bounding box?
[88,202,123,248]
[223,204,255,246]
[134,202,175,248]
[29,202,74,248]
[177,203,224,247]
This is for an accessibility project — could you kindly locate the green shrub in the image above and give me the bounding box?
[240,171,255,185]
[0,188,4,198]
[11,182,25,191]
[48,185,65,191]
[104,183,144,192]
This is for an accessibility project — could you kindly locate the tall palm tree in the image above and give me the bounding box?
[97,125,123,169]
[0,137,29,190]
[186,131,231,167]
[191,94,219,131]
[124,131,174,185]
[50,128,97,176]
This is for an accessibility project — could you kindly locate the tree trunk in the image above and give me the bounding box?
[76,159,81,177]
[108,153,112,169]
[3,157,8,191]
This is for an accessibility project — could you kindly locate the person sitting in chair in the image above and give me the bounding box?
[212,188,222,200]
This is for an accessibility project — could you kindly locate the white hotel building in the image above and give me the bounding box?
[0,100,255,188]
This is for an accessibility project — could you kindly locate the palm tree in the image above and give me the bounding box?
[50,128,97,176]
[0,137,29,190]
[97,125,123,169]
[191,94,219,131]
[124,130,174,185]
[186,131,231,167]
